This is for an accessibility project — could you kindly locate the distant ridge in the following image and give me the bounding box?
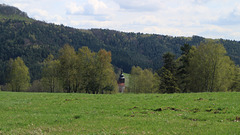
[0,4,28,18]
[1,4,240,85]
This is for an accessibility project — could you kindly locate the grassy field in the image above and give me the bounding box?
[0,92,239,134]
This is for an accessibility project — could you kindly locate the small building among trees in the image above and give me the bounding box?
[118,71,125,93]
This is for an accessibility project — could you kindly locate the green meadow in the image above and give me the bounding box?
[0,92,239,134]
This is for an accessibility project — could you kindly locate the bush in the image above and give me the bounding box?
[28,80,44,92]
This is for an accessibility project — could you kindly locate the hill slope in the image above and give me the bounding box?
[0,4,31,21]
[1,4,240,84]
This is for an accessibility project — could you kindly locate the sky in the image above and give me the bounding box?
[1,0,240,41]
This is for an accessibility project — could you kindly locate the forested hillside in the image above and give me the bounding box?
[1,4,240,85]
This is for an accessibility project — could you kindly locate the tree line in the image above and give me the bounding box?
[1,42,240,93]
[128,42,240,93]
[3,42,240,94]
[2,12,240,86]
[2,44,118,93]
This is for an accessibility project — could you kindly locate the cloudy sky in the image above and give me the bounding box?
[2,0,240,40]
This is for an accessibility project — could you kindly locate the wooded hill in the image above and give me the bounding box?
[1,4,240,85]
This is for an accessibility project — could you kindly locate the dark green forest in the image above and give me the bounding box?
[1,4,240,86]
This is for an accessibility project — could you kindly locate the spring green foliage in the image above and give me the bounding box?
[77,46,96,93]
[96,49,117,93]
[4,42,240,93]
[42,45,117,93]
[163,42,240,93]
[1,5,240,93]
[187,42,235,92]
[74,46,117,94]
[41,54,62,93]
[59,44,78,93]
[0,92,239,134]
[7,57,30,91]
[128,42,240,93]
[0,4,32,22]
[3,45,117,93]
[2,5,240,85]
[129,66,159,93]
[230,66,240,91]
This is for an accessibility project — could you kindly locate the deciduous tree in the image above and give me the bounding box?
[188,42,235,92]
[42,54,62,92]
[8,57,30,91]
[230,66,240,92]
[78,46,98,93]
[59,44,77,93]
[96,49,117,93]
[129,66,158,93]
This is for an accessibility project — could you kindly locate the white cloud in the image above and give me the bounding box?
[233,5,240,16]
[12,3,29,9]
[88,0,107,13]
[198,25,239,40]
[32,9,48,17]
[211,4,240,26]
[66,2,84,15]
[131,15,160,26]
[112,0,162,12]
[231,32,240,39]
[143,27,179,35]
[66,0,113,15]
[2,0,240,40]
[28,8,64,24]
[191,0,210,4]
[65,0,118,22]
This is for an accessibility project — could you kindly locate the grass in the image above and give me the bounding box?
[0,92,239,134]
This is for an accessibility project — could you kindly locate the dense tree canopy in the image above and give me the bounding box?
[158,52,180,93]
[7,57,30,91]
[2,5,240,93]
[187,42,235,92]
[2,7,240,85]
[176,44,192,92]
[44,45,118,93]
[41,54,61,92]
[128,42,240,93]
[129,66,159,93]
[59,44,78,93]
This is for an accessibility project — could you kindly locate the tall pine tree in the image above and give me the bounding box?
[158,52,180,93]
[176,44,192,92]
